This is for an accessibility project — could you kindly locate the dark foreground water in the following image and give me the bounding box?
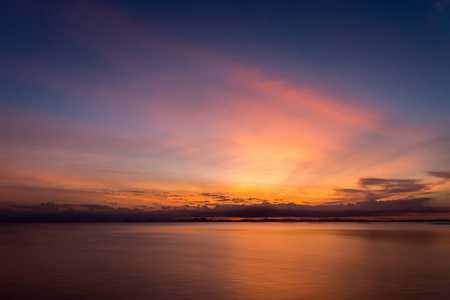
[1,222,449,300]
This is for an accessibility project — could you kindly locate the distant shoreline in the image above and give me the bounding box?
[1,218,450,223]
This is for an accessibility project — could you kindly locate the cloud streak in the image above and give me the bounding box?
[1,197,447,222]
[334,172,450,204]
[2,172,449,221]
[427,171,450,180]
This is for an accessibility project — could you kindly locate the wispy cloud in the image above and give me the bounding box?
[334,173,450,203]
[427,171,450,180]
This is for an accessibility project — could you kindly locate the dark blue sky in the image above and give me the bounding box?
[2,0,450,121]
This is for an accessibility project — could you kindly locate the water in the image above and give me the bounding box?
[1,222,449,299]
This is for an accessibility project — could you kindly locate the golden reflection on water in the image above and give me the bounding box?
[0,223,449,299]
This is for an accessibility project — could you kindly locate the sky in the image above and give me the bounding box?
[1,0,450,220]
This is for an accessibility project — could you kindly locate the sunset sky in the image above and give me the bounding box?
[1,0,450,220]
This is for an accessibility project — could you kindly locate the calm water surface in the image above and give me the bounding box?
[1,222,449,299]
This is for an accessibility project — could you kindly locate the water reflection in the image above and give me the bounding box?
[0,223,449,299]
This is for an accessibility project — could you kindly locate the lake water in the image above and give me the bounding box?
[1,222,449,299]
